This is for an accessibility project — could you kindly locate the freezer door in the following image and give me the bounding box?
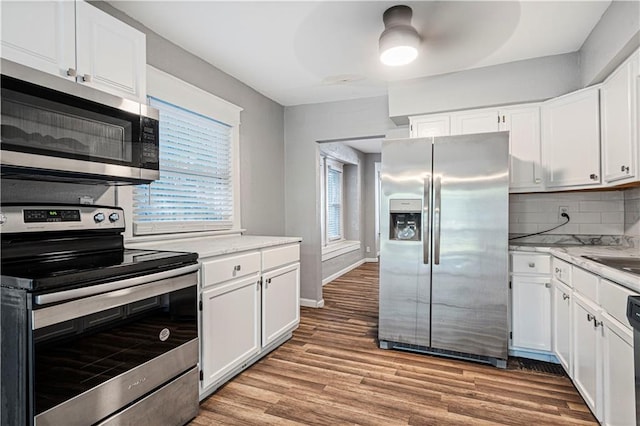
[379,137,432,347]
[430,132,509,359]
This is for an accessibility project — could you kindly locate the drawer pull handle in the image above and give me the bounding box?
[587,314,595,322]
[562,293,569,300]
[528,262,535,268]
[545,283,551,288]
[593,319,603,328]
[555,267,560,273]
[234,265,241,272]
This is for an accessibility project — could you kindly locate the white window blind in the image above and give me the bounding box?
[133,97,234,235]
[326,161,343,241]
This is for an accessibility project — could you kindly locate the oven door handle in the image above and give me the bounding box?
[34,263,200,306]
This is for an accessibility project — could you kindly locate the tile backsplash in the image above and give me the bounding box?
[624,187,640,237]
[509,191,624,235]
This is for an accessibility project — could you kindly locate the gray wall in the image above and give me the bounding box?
[388,53,581,123]
[364,154,381,257]
[90,2,285,236]
[580,0,640,86]
[285,96,395,302]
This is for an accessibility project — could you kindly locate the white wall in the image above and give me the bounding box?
[509,191,624,236]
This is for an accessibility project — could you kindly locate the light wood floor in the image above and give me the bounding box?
[192,262,597,425]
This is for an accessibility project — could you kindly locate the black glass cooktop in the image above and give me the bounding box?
[1,248,198,293]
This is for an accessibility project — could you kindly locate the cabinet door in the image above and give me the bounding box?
[75,1,146,101]
[410,115,450,138]
[262,263,300,347]
[572,293,603,421]
[0,0,75,78]
[511,276,552,351]
[201,274,260,390]
[602,313,635,426]
[502,106,543,192]
[450,109,499,135]
[601,51,638,183]
[552,279,572,376]
[542,87,601,189]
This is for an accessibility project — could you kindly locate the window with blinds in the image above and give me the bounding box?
[133,97,234,235]
[326,160,343,241]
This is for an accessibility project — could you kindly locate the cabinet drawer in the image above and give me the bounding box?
[552,258,572,286]
[599,279,638,329]
[262,244,300,271]
[202,251,260,287]
[511,253,551,274]
[572,266,599,301]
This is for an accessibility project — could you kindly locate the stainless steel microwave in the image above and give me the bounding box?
[0,59,159,185]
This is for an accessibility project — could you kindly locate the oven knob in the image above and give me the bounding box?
[94,213,105,223]
[109,213,120,223]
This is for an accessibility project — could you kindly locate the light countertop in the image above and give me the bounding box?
[127,235,302,259]
[510,243,640,293]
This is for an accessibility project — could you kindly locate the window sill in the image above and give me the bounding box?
[322,240,360,262]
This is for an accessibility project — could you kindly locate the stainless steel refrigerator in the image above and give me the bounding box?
[378,132,509,367]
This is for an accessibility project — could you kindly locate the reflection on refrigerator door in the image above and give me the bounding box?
[379,132,509,368]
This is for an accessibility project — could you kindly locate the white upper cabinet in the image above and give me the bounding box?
[542,87,601,189]
[75,1,146,101]
[600,49,639,184]
[410,114,451,137]
[1,0,146,102]
[0,1,76,79]
[502,105,543,192]
[450,109,500,135]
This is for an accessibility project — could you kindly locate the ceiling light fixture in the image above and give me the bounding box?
[379,5,420,67]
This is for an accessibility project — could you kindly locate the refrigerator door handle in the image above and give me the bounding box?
[434,176,442,265]
[423,175,431,264]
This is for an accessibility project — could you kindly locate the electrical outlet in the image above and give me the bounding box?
[366,246,371,253]
[558,206,569,220]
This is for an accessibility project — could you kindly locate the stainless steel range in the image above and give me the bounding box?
[0,204,200,426]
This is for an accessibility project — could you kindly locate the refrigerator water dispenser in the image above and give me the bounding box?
[389,199,422,241]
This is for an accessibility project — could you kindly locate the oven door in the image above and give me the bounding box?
[31,271,198,426]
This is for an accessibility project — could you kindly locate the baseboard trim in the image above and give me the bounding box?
[322,259,366,286]
[300,298,325,308]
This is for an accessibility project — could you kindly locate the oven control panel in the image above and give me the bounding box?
[0,204,125,233]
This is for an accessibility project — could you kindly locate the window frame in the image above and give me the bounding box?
[120,65,243,241]
[322,156,344,245]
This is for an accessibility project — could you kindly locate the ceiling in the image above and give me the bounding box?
[108,1,611,154]
[109,1,610,108]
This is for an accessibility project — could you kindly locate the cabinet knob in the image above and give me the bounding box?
[594,319,603,328]
[233,265,241,272]
[81,74,92,83]
[562,293,569,300]
[66,68,77,77]
[621,165,630,173]
[528,262,535,268]
[587,313,595,322]
[555,267,560,273]
[589,173,598,181]
[545,283,551,288]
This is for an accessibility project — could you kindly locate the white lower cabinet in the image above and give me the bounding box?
[262,263,300,347]
[552,279,572,375]
[601,313,635,426]
[572,292,603,422]
[198,242,300,398]
[511,276,552,351]
[201,274,261,390]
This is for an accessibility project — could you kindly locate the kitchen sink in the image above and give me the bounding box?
[582,255,640,276]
